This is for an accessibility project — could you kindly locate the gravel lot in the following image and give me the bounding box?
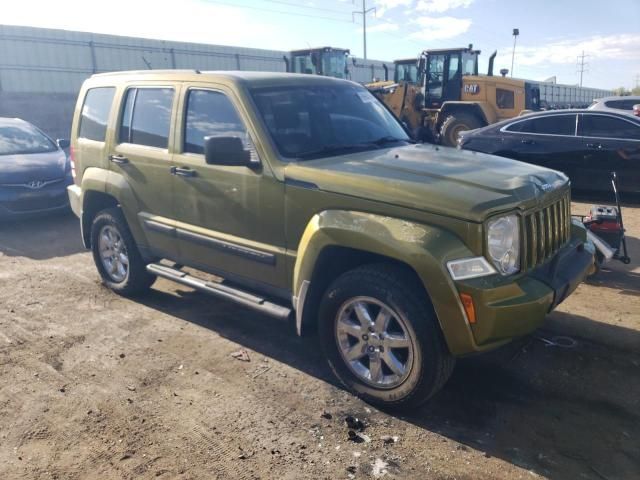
[0,199,638,480]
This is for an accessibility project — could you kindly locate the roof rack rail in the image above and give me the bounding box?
[91,69,202,78]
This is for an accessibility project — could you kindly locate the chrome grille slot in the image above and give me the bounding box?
[524,191,571,270]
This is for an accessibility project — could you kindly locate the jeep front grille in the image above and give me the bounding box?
[523,191,571,270]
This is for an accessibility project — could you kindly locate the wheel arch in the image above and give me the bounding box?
[292,210,478,355]
[438,101,493,129]
[81,190,119,247]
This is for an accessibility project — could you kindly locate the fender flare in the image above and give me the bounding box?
[80,168,149,248]
[292,210,478,355]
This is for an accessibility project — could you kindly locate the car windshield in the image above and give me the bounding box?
[0,122,57,156]
[250,84,410,160]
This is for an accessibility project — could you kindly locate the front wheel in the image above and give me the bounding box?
[439,113,483,147]
[318,264,455,408]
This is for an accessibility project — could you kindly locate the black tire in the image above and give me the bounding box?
[318,263,455,409]
[90,207,155,296]
[439,113,483,147]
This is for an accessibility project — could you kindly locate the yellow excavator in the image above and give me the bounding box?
[368,46,543,146]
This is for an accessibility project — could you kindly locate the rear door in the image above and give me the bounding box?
[108,83,180,259]
[500,114,583,182]
[578,113,640,193]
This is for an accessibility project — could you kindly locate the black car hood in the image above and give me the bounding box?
[0,150,67,185]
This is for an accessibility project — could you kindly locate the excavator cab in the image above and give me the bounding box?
[285,47,350,79]
[421,47,479,108]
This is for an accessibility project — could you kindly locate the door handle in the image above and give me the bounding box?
[521,139,535,145]
[170,166,196,177]
[109,154,129,165]
[586,143,603,150]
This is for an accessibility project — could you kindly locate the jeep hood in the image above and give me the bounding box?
[284,143,568,222]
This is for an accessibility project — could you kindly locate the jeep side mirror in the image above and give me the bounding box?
[57,138,70,149]
[204,136,251,167]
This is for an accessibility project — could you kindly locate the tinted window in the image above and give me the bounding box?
[604,99,636,110]
[581,115,640,140]
[79,87,115,141]
[496,88,514,109]
[184,90,250,155]
[506,115,576,135]
[0,121,57,155]
[119,88,174,148]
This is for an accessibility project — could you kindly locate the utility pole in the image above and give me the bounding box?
[353,0,376,60]
[511,28,519,77]
[577,51,590,87]
[634,74,640,89]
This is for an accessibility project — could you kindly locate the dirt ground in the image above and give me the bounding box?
[0,197,638,480]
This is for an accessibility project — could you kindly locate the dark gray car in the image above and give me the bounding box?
[458,110,640,195]
[0,117,72,219]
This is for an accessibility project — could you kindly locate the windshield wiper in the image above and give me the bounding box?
[369,136,413,146]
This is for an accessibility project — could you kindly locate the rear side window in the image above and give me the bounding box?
[119,88,174,148]
[506,115,576,136]
[184,89,249,154]
[604,99,637,110]
[496,88,514,109]
[79,87,115,141]
[581,115,640,140]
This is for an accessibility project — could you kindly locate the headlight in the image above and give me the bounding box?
[487,214,520,275]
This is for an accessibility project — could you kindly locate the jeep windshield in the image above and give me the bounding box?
[250,84,410,160]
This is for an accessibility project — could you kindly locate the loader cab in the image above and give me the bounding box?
[422,47,479,108]
[286,47,350,79]
[393,59,420,84]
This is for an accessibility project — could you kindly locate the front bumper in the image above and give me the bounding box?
[455,235,595,349]
[0,181,71,220]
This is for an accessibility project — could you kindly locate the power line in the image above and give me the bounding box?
[577,51,590,87]
[202,0,355,24]
[257,0,353,16]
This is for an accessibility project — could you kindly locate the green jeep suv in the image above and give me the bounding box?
[67,71,594,408]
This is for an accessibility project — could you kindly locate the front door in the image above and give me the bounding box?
[171,86,287,294]
[108,84,180,259]
[502,114,585,185]
[425,53,462,108]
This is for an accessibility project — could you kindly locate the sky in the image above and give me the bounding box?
[2,0,639,89]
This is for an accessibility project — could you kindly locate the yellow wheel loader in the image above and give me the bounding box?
[369,46,542,146]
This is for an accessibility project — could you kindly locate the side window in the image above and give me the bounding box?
[447,55,460,82]
[496,88,515,109]
[581,115,640,140]
[604,99,636,110]
[79,87,115,141]
[506,115,576,135]
[118,88,174,148]
[184,89,253,156]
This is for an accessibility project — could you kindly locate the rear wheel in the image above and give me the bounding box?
[440,113,483,147]
[91,207,155,296]
[319,264,455,408]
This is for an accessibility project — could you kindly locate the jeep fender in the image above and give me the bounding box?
[293,210,479,355]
